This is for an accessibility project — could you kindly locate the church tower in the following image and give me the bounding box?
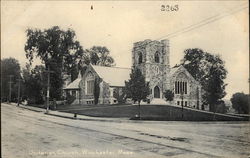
[132,39,170,100]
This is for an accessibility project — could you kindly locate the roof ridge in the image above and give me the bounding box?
[92,65,131,70]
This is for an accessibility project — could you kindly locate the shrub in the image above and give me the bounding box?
[164,90,174,101]
[66,95,76,105]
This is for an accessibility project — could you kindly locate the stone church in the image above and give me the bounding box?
[64,39,202,109]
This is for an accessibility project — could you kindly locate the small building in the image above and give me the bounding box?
[63,73,81,104]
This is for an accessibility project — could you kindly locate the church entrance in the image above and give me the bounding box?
[154,86,160,98]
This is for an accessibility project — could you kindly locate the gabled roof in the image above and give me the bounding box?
[91,65,131,87]
[64,73,81,90]
[170,65,200,85]
[64,78,81,89]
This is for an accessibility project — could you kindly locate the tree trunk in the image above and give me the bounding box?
[209,104,214,112]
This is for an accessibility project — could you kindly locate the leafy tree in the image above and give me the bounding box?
[114,88,126,104]
[125,68,150,118]
[206,61,227,112]
[22,64,47,104]
[181,48,227,112]
[24,26,84,99]
[1,58,21,102]
[164,90,174,101]
[85,46,115,67]
[215,100,228,114]
[65,92,76,105]
[231,92,250,114]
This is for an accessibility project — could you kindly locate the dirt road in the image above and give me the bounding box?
[1,103,250,158]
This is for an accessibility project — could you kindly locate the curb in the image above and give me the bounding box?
[45,112,128,123]
[19,106,45,113]
[17,104,126,122]
[45,113,77,120]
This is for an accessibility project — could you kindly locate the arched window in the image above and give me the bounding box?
[155,51,160,63]
[138,52,143,64]
[175,73,188,94]
[86,72,94,95]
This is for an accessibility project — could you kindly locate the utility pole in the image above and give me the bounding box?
[139,102,141,120]
[17,76,22,106]
[45,66,54,113]
[8,75,14,103]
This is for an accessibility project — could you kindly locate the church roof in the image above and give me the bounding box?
[92,65,131,87]
[63,74,81,90]
[64,78,81,89]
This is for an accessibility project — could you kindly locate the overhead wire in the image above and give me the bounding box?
[134,3,248,49]
[160,4,248,39]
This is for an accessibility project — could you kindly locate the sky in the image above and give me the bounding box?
[1,1,249,99]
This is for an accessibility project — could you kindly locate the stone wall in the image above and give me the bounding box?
[169,66,202,109]
[132,39,170,100]
[79,66,97,104]
[79,65,127,105]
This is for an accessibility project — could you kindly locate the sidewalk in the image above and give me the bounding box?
[14,103,128,122]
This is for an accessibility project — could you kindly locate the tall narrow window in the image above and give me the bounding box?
[87,80,94,94]
[181,82,183,94]
[177,81,179,94]
[138,52,143,64]
[183,82,185,94]
[155,51,160,63]
[179,81,181,94]
[181,81,183,94]
[175,81,177,94]
[86,72,94,95]
[185,82,187,94]
[184,82,186,94]
[176,72,189,95]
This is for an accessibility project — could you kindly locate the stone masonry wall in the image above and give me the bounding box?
[169,67,202,109]
[132,39,170,99]
[79,66,97,104]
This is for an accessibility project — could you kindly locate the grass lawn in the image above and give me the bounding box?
[25,102,246,121]
[57,104,192,118]
[56,104,246,121]
[57,104,139,118]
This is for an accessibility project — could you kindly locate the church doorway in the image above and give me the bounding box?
[154,86,160,98]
